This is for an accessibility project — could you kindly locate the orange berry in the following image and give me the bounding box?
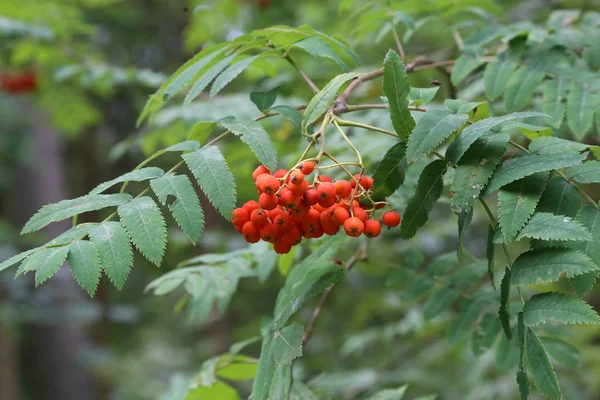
[279,190,300,209]
[259,193,279,210]
[317,182,336,200]
[256,174,280,194]
[231,208,249,226]
[343,217,364,237]
[303,189,319,206]
[363,219,381,238]
[242,221,260,243]
[289,170,305,185]
[351,174,369,189]
[331,206,350,225]
[320,212,340,235]
[273,169,288,179]
[252,165,270,181]
[242,200,260,214]
[250,209,268,227]
[273,240,292,254]
[260,223,280,243]
[299,161,315,175]
[318,175,333,184]
[352,207,369,223]
[273,212,293,231]
[289,180,309,195]
[382,211,401,227]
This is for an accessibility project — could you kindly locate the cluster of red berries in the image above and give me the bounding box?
[0,71,37,94]
[230,162,402,254]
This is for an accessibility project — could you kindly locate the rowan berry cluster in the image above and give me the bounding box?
[0,71,37,94]
[230,162,402,254]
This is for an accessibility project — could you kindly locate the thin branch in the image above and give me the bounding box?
[452,28,464,49]
[343,103,427,113]
[302,243,368,345]
[412,60,456,71]
[284,55,319,94]
[335,118,397,137]
[334,69,384,113]
[391,24,406,62]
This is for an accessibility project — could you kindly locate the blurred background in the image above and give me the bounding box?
[1,0,600,399]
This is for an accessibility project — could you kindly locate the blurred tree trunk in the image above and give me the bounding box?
[11,108,94,400]
[0,320,19,400]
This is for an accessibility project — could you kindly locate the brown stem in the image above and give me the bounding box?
[302,243,368,345]
[334,69,384,113]
[391,25,406,61]
[284,55,319,94]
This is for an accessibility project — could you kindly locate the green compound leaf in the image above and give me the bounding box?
[270,105,303,131]
[523,292,600,326]
[89,167,164,195]
[400,160,447,239]
[184,53,237,104]
[210,54,264,98]
[566,81,600,139]
[67,240,102,296]
[220,118,279,171]
[450,132,509,210]
[293,36,348,71]
[20,246,69,287]
[88,222,133,290]
[183,145,237,218]
[303,72,359,128]
[504,66,546,112]
[272,323,304,364]
[484,60,517,101]
[22,193,132,234]
[498,172,548,242]
[0,248,40,273]
[511,248,596,286]
[567,205,600,296]
[371,141,406,201]
[527,328,562,399]
[499,267,512,339]
[423,287,460,320]
[517,212,592,242]
[382,50,415,140]
[565,161,600,183]
[537,176,581,217]
[366,385,408,400]
[118,196,167,266]
[150,173,204,244]
[529,137,589,155]
[406,110,468,163]
[451,54,484,86]
[542,79,568,127]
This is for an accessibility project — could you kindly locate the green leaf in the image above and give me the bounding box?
[406,110,468,163]
[583,29,600,70]
[366,385,408,400]
[450,132,509,210]
[483,60,517,100]
[511,248,596,286]
[456,209,476,264]
[184,53,237,104]
[272,323,304,364]
[250,88,278,113]
[565,161,600,183]
[523,292,600,326]
[371,142,406,201]
[271,105,303,131]
[498,172,548,241]
[568,205,600,296]
[88,222,133,290]
[517,212,592,241]
[472,312,501,355]
[526,328,562,399]
[118,196,167,266]
[210,54,263,98]
[303,72,359,128]
[217,362,258,381]
[517,370,529,400]
[67,240,102,296]
[186,381,240,400]
[22,194,132,234]
[273,235,344,328]
[382,50,415,140]
[188,122,218,143]
[536,176,581,218]
[183,146,236,218]
[499,267,512,339]
[566,82,600,139]
[293,36,348,71]
[485,152,586,195]
[0,248,40,273]
[19,246,69,286]
[277,246,296,276]
[150,173,204,244]
[220,118,278,171]
[529,137,588,155]
[446,112,547,166]
[504,67,546,112]
[542,79,568,127]
[409,87,439,106]
[400,160,447,239]
[164,140,202,152]
[448,298,486,344]
[486,225,496,289]
[89,168,164,195]
[423,287,460,320]
[540,336,581,368]
[451,54,484,86]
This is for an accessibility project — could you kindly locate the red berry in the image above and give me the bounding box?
[231,208,249,226]
[273,169,288,179]
[259,193,279,210]
[320,212,340,235]
[299,161,315,175]
[289,180,309,195]
[267,207,284,222]
[318,176,333,185]
[363,219,381,238]
[317,182,336,200]
[382,211,401,227]
[273,212,293,231]
[289,170,305,185]
[343,217,364,237]
[250,209,268,227]
[242,200,260,214]
[331,206,350,225]
[279,190,300,209]
[334,180,352,198]
[286,226,303,245]
[260,223,280,243]
[242,221,260,243]
[303,189,319,206]
[273,240,292,254]
[256,174,280,194]
[351,174,369,189]
[252,165,270,181]
[352,207,369,223]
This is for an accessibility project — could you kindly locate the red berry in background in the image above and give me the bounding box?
[231,208,249,226]
[0,71,37,94]
[252,165,270,181]
[250,209,268,227]
[273,169,287,179]
[364,219,381,238]
[334,180,352,198]
[242,221,260,243]
[299,161,315,175]
[318,175,333,184]
[344,217,364,237]
[257,0,271,10]
[259,193,278,210]
[331,206,350,225]
[382,211,401,227]
[351,174,369,189]
[352,207,369,223]
[242,200,260,214]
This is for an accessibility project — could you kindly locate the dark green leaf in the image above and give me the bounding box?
[451,54,484,85]
[486,225,496,289]
[250,88,278,112]
[88,222,133,290]
[423,287,460,320]
[303,72,359,128]
[536,176,581,218]
[499,267,512,339]
[220,118,279,171]
[529,137,588,155]
[382,50,415,140]
[523,292,600,326]
[542,79,568,127]
[565,161,600,183]
[184,53,237,104]
[271,105,303,131]
[89,168,164,195]
[568,205,600,296]
[517,212,592,241]
[20,246,69,286]
[512,248,596,286]
[526,328,562,399]
[371,142,406,201]
[484,60,517,100]
[566,82,600,139]
[406,110,468,163]
[210,54,263,98]
[293,36,348,71]
[67,240,102,296]
[504,67,546,112]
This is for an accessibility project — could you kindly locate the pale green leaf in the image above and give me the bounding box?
[183,53,237,104]
[517,212,592,241]
[277,246,296,276]
[272,323,304,364]
[210,54,263,98]
[568,205,600,296]
[542,79,568,127]
[448,298,486,344]
[67,240,102,296]
[566,82,600,139]
[409,87,438,106]
[540,336,581,368]
[303,72,359,128]
[523,292,600,326]
[504,67,546,112]
[526,328,562,399]
[118,196,167,265]
[188,122,217,143]
[529,137,588,155]
[451,54,484,85]
[186,380,240,400]
[382,50,415,140]
[88,222,133,290]
[565,161,600,183]
[20,246,69,286]
[423,287,460,320]
[163,140,202,152]
[366,384,408,400]
[220,118,278,171]
[0,248,40,273]
[371,142,406,201]
[582,29,600,71]
[22,194,132,234]
[512,248,596,286]
[293,36,348,71]
[183,146,236,218]
[89,168,164,195]
[270,105,303,131]
[406,110,468,163]
[216,362,258,381]
[484,60,517,100]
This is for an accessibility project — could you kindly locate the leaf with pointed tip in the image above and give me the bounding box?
[89,168,164,195]
[303,72,359,128]
[400,160,447,239]
[88,222,133,290]
[220,118,278,171]
[366,385,408,400]
[486,225,496,289]
[293,36,348,71]
[485,152,586,195]
[568,205,600,296]
[565,161,600,183]
[446,112,547,166]
[512,248,596,286]
[250,88,278,112]
[523,292,600,326]
[67,240,102,296]
[20,246,69,286]
[451,54,484,86]
[540,336,581,368]
[448,298,487,344]
[270,105,303,131]
[164,140,201,152]
[0,248,39,273]
[526,328,562,399]
[371,142,406,201]
[499,267,512,339]
[450,132,508,210]
[272,323,304,364]
[566,82,600,139]
[183,146,236,218]
[409,87,438,106]
[210,54,263,98]
[382,50,414,140]
[406,110,468,163]
[183,53,237,104]
[423,287,460,320]
[22,194,132,234]
[529,137,588,155]
[118,197,167,266]
[504,67,546,112]
[150,173,204,244]
[517,212,592,241]
[537,176,581,217]
[484,60,517,100]
[542,79,568,127]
